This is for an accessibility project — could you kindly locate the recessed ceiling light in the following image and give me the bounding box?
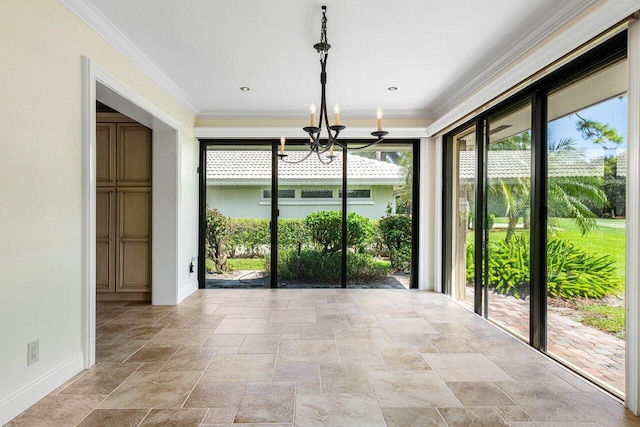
[240,86,250,91]
[387,87,398,91]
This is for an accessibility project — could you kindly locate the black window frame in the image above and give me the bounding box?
[199,138,420,289]
[442,30,626,367]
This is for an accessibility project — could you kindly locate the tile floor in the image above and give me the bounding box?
[6,289,640,426]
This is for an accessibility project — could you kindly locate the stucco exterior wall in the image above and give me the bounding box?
[207,185,395,219]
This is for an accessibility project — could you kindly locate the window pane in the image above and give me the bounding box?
[451,126,476,310]
[346,145,413,288]
[339,189,371,198]
[277,147,342,286]
[301,189,333,199]
[485,103,532,341]
[205,147,271,288]
[546,59,627,396]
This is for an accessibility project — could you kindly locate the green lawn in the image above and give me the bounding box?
[227,258,265,271]
[469,217,626,279]
[468,217,626,337]
[581,304,625,339]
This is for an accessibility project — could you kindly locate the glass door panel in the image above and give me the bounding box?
[451,127,476,309]
[346,144,414,288]
[277,145,343,287]
[204,145,271,288]
[486,104,532,340]
[547,60,627,396]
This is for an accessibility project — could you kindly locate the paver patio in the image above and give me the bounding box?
[464,286,625,396]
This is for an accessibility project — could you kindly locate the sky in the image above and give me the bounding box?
[547,95,627,152]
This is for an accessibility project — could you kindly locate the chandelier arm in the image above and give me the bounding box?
[278,148,316,164]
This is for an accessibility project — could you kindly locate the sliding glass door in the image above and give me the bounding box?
[485,103,532,340]
[200,139,419,289]
[203,145,272,288]
[546,59,627,395]
[276,144,344,287]
[346,143,416,288]
[443,32,627,397]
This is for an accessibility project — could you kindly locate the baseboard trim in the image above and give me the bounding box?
[179,280,198,303]
[0,352,85,425]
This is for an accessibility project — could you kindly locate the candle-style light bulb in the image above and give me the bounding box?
[334,104,340,126]
[280,136,286,155]
[310,102,317,126]
[376,107,383,131]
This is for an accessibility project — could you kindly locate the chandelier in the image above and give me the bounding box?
[277,6,388,164]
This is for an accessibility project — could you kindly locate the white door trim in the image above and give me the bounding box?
[81,56,182,369]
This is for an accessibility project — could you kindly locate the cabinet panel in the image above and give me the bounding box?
[117,124,152,186]
[96,124,116,186]
[118,188,151,239]
[118,242,151,292]
[96,189,115,239]
[96,242,114,292]
[96,188,115,292]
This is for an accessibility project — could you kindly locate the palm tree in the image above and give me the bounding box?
[489,133,605,241]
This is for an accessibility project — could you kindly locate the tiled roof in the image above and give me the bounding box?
[458,149,605,180]
[206,150,408,185]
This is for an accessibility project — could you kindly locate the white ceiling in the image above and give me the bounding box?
[74,0,595,119]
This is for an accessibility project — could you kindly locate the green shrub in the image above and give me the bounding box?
[205,258,216,273]
[205,208,228,273]
[226,219,270,257]
[276,248,389,284]
[367,220,388,257]
[304,211,373,254]
[379,214,412,271]
[486,235,530,297]
[278,219,311,247]
[546,238,622,299]
[473,235,622,299]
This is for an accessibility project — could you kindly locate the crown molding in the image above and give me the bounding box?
[197,108,433,120]
[428,0,639,136]
[194,127,428,139]
[59,0,201,115]
[430,0,597,119]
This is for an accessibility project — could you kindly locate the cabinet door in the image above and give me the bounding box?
[117,124,152,186]
[96,124,116,186]
[96,188,115,292]
[117,187,152,292]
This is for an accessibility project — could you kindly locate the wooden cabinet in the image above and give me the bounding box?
[96,114,152,301]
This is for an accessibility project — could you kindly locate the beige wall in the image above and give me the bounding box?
[0,0,196,420]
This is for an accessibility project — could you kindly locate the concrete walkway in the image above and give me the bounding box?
[465,287,625,396]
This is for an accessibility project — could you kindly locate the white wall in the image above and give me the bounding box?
[0,1,197,423]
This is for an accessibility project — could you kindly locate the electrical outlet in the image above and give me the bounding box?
[27,339,39,366]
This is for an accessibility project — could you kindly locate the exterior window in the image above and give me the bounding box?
[339,189,371,198]
[301,189,333,199]
[263,189,295,199]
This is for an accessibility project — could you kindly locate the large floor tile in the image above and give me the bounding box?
[138,408,207,426]
[277,340,339,363]
[214,318,269,334]
[381,407,447,427]
[76,409,149,427]
[320,363,371,393]
[368,370,461,408]
[422,352,513,382]
[98,371,201,409]
[235,382,295,423]
[6,394,107,426]
[204,353,276,381]
[58,362,140,395]
[183,380,246,408]
[294,393,385,426]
